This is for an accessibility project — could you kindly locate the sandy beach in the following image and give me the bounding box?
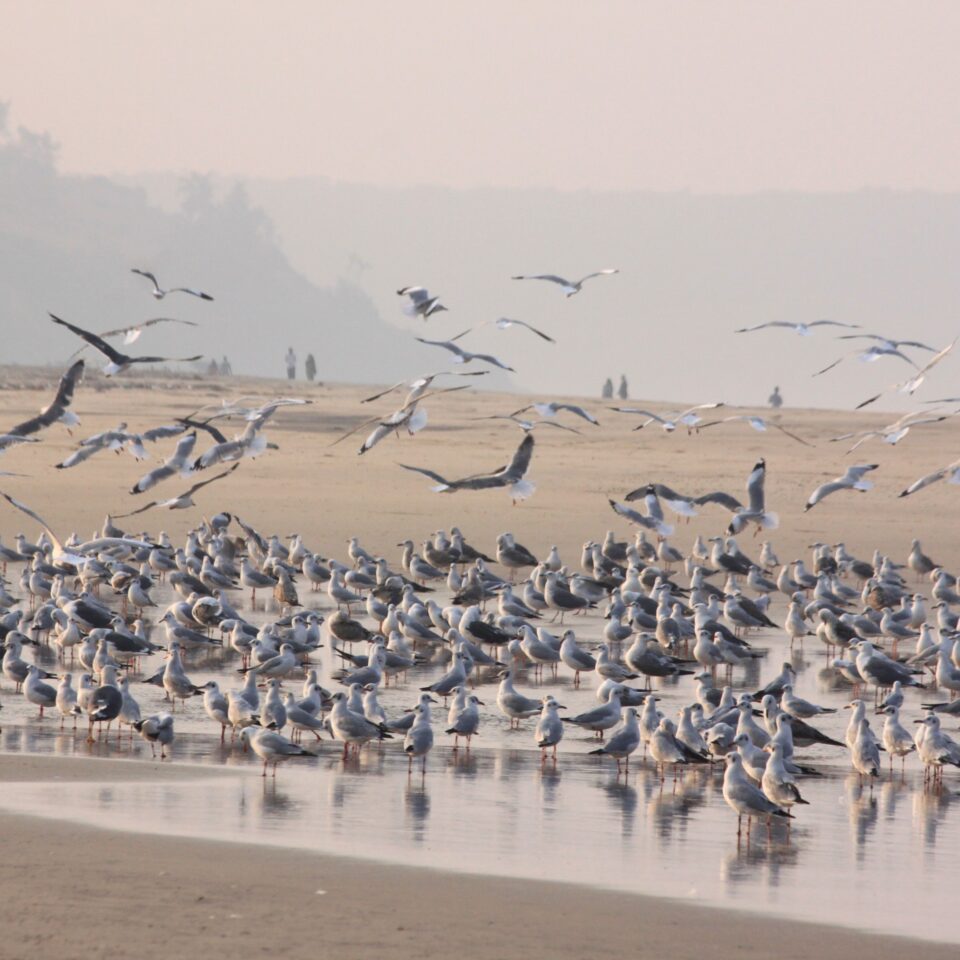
[1,369,959,957]
[1,754,957,960]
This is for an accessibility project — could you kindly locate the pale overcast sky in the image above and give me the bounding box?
[2,1,958,192]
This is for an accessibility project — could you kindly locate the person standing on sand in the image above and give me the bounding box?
[618,375,628,400]
[220,356,232,376]
[285,347,297,381]
[601,377,613,399]
[769,385,783,409]
[305,353,317,382]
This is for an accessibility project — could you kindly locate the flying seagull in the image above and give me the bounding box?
[49,314,202,377]
[836,332,937,352]
[812,343,921,377]
[68,318,200,356]
[114,464,238,517]
[899,457,960,498]
[131,432,198,494]
[697,415,812,446]
[804,464,878,511]
[830,410,955,453]
[415,331,515,371]
[512,402,598,426]
[7,360,84,437]
[360,370,488,405]
[483,318,556,343]
[734,320,860,336]
[727,459,778,534]
[397,286,447,319]
[855,339,958,409]
[611,403,723,432]
[131,269,213,301]
[511,269,618,297]
[470,414,580,434]
[398,434,535,502]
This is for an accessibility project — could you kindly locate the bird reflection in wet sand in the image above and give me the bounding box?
[404,782,430,843]
[601,778,637,839]
[721,839,799,891]
[845,775,879,858]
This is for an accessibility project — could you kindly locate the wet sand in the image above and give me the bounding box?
[1,757,956,960]
[1,369,959,956]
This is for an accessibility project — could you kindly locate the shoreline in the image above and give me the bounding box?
[0,754,956,957]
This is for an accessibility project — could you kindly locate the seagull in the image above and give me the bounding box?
[130,432,198,494]
[726,459,779,534]
[813,343,922,377]
[82,318,200,348]
[469,414,580,434]
[511,269,618,297]
[722,752,793,835]
[398,433,535,502]
[608,498,673,537]
[830,410,955,453]
[360,371,488,404]
[856,338,957,409]
[697,415,813,446]
[7,360,84,437]
[511,402,598,426]
[899,456,960,498]
[804,464,878,511]
[611,403,723,432]
[836,332,937,352]
[484,317,556,342]
[131,269,213,300]
[114,464,238,517]
[49,314,202,376]
[414,331,514,371]
[397,286,447,319]
[734,320,860,336]
[238,727,314,777]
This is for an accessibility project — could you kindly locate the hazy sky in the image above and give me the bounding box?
[3,1,959,192]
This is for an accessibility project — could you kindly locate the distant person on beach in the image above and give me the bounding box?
[207,358,220,376]
[618,375,628,400]
[601,377,614,399]
[305,353,317,382]
[285,347,296,380]
[220,356,232,376]
[769,385,783,409]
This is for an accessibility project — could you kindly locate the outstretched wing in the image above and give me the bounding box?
[397,462,451,486]
[183,463,239,496]
[49,314,125,364]
[168,288,214,301]
[511,274,571,287]
[499,434,534,480]
[576,268,619,285]
[8,359,84,436]
[131,268,160,289]
[495,318,556,343]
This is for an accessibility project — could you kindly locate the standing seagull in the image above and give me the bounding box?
[49,314,201,377]
[804,464,878,511]
[511,269,618,297]
[131,269,213,301]
[415,331,515,371]
[7,360,84,437]
[398,433,535,502]
[397,286,447,319]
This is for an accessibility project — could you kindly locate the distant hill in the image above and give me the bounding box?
[0,118,437,386]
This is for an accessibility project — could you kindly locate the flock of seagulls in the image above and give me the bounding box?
[0,261,958,861]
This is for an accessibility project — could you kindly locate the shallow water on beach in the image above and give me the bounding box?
[1,583,959,943]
